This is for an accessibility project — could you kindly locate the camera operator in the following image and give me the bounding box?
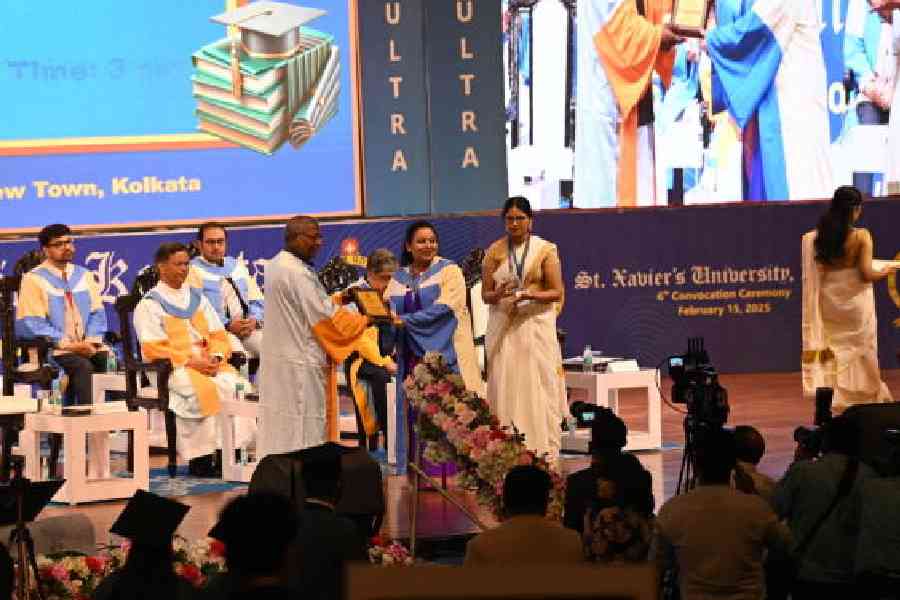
[654,428,790,600]
[773,415,874,599]
[855,432,900,596]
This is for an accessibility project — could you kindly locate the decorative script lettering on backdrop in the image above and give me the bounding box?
[573,263,796,320]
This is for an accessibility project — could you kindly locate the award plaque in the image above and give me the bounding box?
[671,0,712,37]
[349,288,392,322]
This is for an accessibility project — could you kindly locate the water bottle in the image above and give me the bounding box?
[36,390,50,413]
[239,446,248,467]
[106,350,117,373]
[239,360,250,382]
[582,345,593,373]
[235,382,245,402]
[567,414,578,433]
[50,378,62,410]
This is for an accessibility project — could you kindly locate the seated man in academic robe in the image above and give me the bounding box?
[134,242,255,477]
[189,221,264,358]
[16,223,108,406]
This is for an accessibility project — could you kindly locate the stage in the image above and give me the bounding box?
[37,369,900,550]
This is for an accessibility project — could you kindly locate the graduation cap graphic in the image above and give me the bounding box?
[211,1,326,59]
[192,1,340,154]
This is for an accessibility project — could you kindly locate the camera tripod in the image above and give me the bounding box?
[7,458,46,600]
[676,415,699,495]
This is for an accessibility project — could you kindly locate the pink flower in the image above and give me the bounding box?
[470,426,491,450]
[50,564,69,581]
[435,381,454,395]
[517,451,535,465]
[440,419,452,432]
[424,403,440,416]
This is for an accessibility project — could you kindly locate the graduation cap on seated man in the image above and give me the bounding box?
[193,1,340,154]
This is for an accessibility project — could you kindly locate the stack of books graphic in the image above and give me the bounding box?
[191,27,339,154]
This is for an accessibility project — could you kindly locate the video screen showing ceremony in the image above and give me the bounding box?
[1,1,900,600]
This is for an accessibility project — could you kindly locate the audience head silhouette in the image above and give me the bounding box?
[216,492,299,578]
[696,428,737,485]
[302,442,344,505]
[822,414,860,457]
[110,490,189,549]
[734,425,766,465]
[590,407,627,455]
[503,465,552,518]
[95,491,192,600]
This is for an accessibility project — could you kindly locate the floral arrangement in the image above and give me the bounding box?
[29,536,227,599]
[405,352,565,520]
[367,536,413,566]
[32,552,112,600]
[172,535,227,586]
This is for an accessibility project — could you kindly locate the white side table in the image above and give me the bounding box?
[92,372,169,449]
[218,398,259,483]
[19,409,149,505]
[563,368,662,451]
[89,372,129,466]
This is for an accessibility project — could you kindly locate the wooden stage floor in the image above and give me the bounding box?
[39,369,900,546]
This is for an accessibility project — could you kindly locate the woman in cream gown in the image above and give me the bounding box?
[482,197,567,458]
[801,186,899,411]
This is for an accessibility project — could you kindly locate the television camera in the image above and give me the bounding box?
[793,387,834,459]
[667,338,729,493]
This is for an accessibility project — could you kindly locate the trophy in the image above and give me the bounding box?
[670,0,712,37]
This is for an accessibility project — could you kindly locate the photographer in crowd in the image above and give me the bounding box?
[773,415,874,599]
[855,431,900,596]
[654,428,789,600]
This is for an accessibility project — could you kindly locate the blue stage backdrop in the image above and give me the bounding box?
[1,201,899,374]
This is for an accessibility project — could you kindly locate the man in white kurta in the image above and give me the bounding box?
[134,242,255,473]
[258,216,370,457]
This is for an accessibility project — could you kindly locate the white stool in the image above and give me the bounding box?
[563,368,662,452]
[18,409,149,505]
[218,399,259,482]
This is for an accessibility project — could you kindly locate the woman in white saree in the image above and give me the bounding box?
[801,186,898,411]
[482,197,567,458]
